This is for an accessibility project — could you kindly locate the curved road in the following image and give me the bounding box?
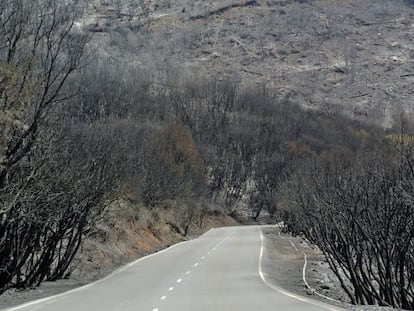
[5,226,343,311]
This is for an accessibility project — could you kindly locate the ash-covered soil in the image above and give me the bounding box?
[262,227,399,311]
[84,0,414,125]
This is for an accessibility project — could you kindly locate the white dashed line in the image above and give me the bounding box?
[153,308,159,311]
[168,287,174,291]
[160,296,166,301]
[176,278,182,283]
[5,230,215,311]
[194,262,199,267]
[201,256,206,260]
[186,270,191,275]
[213,247,216,251]
[208,251,211,255]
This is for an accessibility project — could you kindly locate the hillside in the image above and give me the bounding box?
[1,1,413,309]
[84,0,414,125]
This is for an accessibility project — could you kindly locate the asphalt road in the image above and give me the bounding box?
[5,226,343,311]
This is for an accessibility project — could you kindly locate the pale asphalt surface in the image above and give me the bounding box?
[4,226,344,311]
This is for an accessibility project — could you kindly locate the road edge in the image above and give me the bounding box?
[258,228,344,311]
[1,228,216,311]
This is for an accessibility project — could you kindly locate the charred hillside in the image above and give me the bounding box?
[85,0,414,125]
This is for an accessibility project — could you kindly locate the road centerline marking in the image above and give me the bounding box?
[186,270,191,275]
[160,296,166,301]
[194,262,199,267]
[168,287,174,291]
[176,278,182,283]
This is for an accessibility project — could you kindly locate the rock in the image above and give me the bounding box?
[306,289,315,295]
[320,284,330,290]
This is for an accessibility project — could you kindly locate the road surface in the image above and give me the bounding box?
[4,226,343,311]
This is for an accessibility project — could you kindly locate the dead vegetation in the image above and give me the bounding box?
[2,1,414,308]
[83,0,414,125]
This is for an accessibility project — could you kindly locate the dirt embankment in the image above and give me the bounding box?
[0,200,237,310]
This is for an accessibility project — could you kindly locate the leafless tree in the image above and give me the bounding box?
[0,0,89,187]
[0,0,90,293]
[280,142,414,309]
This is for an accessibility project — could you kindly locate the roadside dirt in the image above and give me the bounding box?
[0,200,237,310]
[262,227,398,311]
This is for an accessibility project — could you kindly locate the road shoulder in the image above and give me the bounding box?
[261,227,398,311]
